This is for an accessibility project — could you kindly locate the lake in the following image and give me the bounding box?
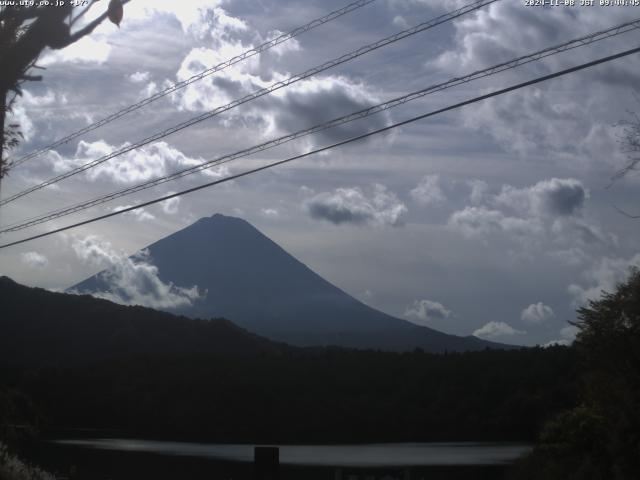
[30,439,531,480]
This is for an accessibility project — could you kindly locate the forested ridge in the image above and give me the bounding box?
[0,276,286,367]
[1,347,576,444]
[0,276,576,444]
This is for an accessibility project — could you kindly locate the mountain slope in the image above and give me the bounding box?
[0,276,286,367]
[72,214,512,352]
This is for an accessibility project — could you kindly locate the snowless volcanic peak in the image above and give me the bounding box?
[71,214,514,353]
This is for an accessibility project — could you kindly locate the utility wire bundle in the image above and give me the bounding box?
[1,0,638,249]
[0,0,498,207]
[3,15,640,235]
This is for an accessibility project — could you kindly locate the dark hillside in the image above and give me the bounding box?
[0,276,286,367]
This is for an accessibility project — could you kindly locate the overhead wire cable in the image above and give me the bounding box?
[8,0,379,168]
[2,15,639,234]
[0,0,499,207]
[1,44,639,250]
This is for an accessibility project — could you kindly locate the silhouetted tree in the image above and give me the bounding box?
[614,111,640,186]
[513,268,640,479]
[611,109,640,219]
[0,1,129,178]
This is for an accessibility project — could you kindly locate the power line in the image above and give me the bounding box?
[2,16,639,234]
[2,44,638,250]
[0,0,499,208]
[8,0,378,169]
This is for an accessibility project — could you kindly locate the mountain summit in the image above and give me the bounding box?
[71,214,510,352]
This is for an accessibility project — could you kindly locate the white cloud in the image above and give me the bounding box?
[267,30,302,57]
[541,339,570,348]
[299,185,315,197]
[410,174,446,206]
[468,179,489,205]
[169,33,385,146]
[129,71,151,83]
[6,104,35,143]
[473,321,526,340]
[305,184,407,227]
[560,325,579,342]
[113,205,156,222]
[432,2,632,169]
[6,90,60,143]
[125,0,225,33]
[447,178,612,257]
[40,36,112,65]
[521,302,555,324]
[141,81,160,98]
[550,247,589,267]
[392,15,409,29]
[495,178,587,218]
[4,89,74,160]
[256,75,387,144]
[172,44,252,112]
[20,251,49,268]
[160,195,181,215]
[47,140,227,185]
[404,299,451,325]
[448,205,540,238]
[70,236,204,310]
[260,208,280,219]
[544,324,579,347]
[568,253,640,306]
[211,7,248,34]
[20,89,59,108]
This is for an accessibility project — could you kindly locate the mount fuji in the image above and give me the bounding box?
[71,214,512,352]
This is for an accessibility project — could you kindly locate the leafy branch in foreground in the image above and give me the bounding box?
[0,1,129,175]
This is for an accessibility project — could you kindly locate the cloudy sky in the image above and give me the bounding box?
[1,0,640,347]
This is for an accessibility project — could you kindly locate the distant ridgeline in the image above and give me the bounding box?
[0,277,577,443]
[70,214,513,353]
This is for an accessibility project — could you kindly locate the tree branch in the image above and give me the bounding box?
[69,0,100,27]
[19,74,42,82]
[613,205,640,219]
[59,0,133,48]
[612,99,640,184]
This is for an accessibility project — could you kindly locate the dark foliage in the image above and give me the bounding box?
[511,268,640,480]
[2,347,577,445]
[0,388,42,447]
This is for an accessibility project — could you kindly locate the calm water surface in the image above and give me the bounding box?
[52,439,531,467]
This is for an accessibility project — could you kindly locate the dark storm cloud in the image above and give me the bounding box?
[307,200,372,225]
[266,82,388,144]
[535,178,586,216]
[305,185,407,226]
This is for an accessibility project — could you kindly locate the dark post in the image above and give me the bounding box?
[253,446,279,480]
